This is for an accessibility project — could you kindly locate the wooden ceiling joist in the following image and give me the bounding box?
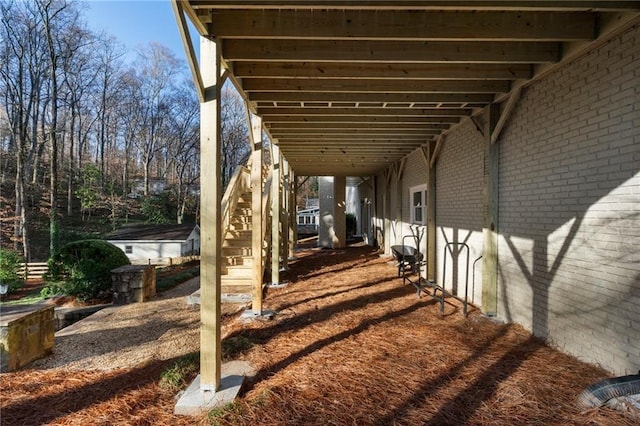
[179,1,640,177]
[233,62,533,80]
[208,10,596,41]
[223,40,562,63]
[257,107,472,117]
[249,92,495,104]
[189,2,640,12]
[243,79,510,93]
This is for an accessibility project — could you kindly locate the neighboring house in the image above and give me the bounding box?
[107,224,200,264]
[297,198,320,235]
[128,179,167,198]
[297,206,319,235]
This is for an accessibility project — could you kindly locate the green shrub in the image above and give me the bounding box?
[43,239,130,301]
[0,248,25,294]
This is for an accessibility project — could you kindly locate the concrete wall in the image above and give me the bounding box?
[496,25,640,376]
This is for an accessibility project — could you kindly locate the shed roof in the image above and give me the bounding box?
[106,224,199,242]
[175,1,640,177]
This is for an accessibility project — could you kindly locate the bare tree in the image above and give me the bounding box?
[220,83,250,189]
[166,80,199,223]
[0,0,49,259]
[131,43,182,196]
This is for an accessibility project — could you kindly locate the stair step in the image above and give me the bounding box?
[222,247,252,256]
[223,264,253,277]
[223,256,253,266]
[231,216,252,224]
[228,222,252,231]
[223,238,251,248]
[225,230,252,239]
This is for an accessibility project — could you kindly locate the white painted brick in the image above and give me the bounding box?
[496,25,640,376]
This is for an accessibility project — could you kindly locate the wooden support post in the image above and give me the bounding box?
[288,169,296,258]
[334,176,346,248]
[199,36,222,391]
[270,145,281,285]
[395,159,406,245]
[426,141,437,282]
[482,104,500,316]
[281,159,290,268]
[249,114,263,314]
[383,168,393,255]
[292,176,300,253]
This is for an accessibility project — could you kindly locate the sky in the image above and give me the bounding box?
[79,0,188,64]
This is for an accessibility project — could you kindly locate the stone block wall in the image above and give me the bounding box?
[111,265,157,304]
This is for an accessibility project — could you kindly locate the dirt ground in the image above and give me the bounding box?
[0,243,635,425]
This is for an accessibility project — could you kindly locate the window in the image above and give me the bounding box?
[125,245,133,254]
[410,185,427,225]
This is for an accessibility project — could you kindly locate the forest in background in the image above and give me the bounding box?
[0,0,256,261]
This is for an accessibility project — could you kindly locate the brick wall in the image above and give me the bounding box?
[497,25,640,375]
[435,119,485,301]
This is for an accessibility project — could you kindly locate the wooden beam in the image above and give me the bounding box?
[172,0,205,102]
[249,113,263,314]
[270,144,281,285]
[267,122,451,130]
[190,1,640,12]
[278,140,428,146]
[491,85,523,144]
[250,92,494,104]
[430,134,446,169]
[235,62,533,80]
[224,39,561,63]
[426,139,437,281]
[258,107,472,117]
[199,35,222,391]
[265,115,461,124]
[245,79,510,94]
[209,10,595,41]
[482,103,500,316]
[270,128,443,136]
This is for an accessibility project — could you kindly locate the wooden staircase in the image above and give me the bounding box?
[187,161,271,305]
[221,192,255,295]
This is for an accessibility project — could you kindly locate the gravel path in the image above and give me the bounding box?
[31,277,245,371]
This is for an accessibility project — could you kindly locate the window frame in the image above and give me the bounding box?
[409,184,427,225]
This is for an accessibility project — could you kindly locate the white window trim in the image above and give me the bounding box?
[409,184,427,225]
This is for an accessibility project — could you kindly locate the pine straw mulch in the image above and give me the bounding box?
[1,243,634,425]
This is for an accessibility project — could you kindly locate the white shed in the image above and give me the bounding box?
[107,224,200,264]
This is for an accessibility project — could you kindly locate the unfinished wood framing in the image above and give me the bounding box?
[249,113,263,314]
[482,104,501,316]
[199,35,222,391]
[270,144,281,285]
[281,159,290,268]
[288,168,296,258]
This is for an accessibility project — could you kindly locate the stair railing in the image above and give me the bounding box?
[221,164,251,240]
[261,169,273,272]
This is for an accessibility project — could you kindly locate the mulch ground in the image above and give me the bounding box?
[0,243,635,425]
